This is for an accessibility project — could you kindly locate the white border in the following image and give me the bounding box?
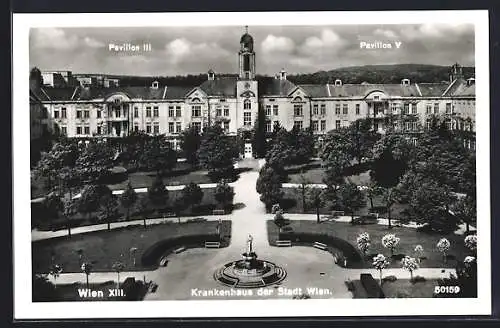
[13,11,491,319]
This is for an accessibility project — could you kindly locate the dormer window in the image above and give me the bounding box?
[402,79,410,86]
[151,81,159,89]
[208,69,215,81]
[334,79,342,86]
[280,69,287,80]
[467,78,475,86]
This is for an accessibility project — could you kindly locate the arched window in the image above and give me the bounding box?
[244,99,251,110]
[293,96,303,102]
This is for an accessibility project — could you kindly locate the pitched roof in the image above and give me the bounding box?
[259,77,297,96]
[416,83,450,97]
[444,79,475,97]
[298,84,329,97]
[327,84,421,98]
[199,76,237,97]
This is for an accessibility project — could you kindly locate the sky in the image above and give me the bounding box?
[29,24,475,76]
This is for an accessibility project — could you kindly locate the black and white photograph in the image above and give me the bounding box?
[13,10,490,318]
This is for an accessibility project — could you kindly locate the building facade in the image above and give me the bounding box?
[30,30,476,154]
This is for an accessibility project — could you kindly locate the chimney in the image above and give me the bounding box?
[29,67,43,91]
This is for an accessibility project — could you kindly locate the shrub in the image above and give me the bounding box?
[411,275,427,283]
[345,279,356,292]
[360,273,385,298]
[382,234,400,256]
[351,215,378,225]
[395,290,410,298]
[382,275,398,283]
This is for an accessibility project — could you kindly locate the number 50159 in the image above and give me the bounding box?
[434,286,461,294]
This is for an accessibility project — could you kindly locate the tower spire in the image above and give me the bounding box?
[245,25,248,34]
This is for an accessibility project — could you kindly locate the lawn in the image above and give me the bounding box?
[286,160,372,186]
[32,220,231,274]
[351,278,438,298]
[33,187,230,231]
[281,187,408,219]
[266,220,470,269]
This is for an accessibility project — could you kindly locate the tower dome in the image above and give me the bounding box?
[240,26,254,52]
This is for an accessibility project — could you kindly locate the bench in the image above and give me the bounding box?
[276,240,292,247]
[159,257,168,267]
[164,212,176,218]
[212,209,225,215]
[313,241,327,250]
[205,241,220,248]
[331,210,345,217]
[367,212,379,218]
[173,246,186,254]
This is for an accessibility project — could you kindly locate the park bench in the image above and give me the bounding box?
[276,240,292,247]
[159,257,169,267]
[367,212,379,218]
[313,241,327,250]
[212,209,225,215]
[164,212,176,218]
[205,241,221,248]
[331,210,345,217]
[173,246,186,254]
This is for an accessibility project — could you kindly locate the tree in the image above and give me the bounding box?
[58,166,81,200]
[401,256,419,281]
[272,204,288,239]
[81,262,93,289]
[437,238,451,264]
[134,197,150,228]
[356,232,371,258]
[365,182,381,210]
[370,133,413,188]
[414,245,424,263]
[346,118,380,164]
[181,182,204,213]
[380,186,399,229]
[372,254,390,285]
[42,192,63,229]
[214,181,234,210]
[77,184,109,222]
[252,104,268,158]
[336,181,366,221]
[63,199,76,237]
[171,194,187,224]
[198,125,236,182]
[451,195,476,234]
[180,125,202,167]
[48,264,63,289]
[75,141,114,184]
[320,129,353,186]
[305,187,326,223]
[298,174,310,213]
[147,174,168,215]
[120,182,138,220]
[138,136,177,176]
[381,234,400,256]
[112,261,125,289]
[288,127,314,164]
[256,165,284,211]
[464,235,477,253]
[98,192,120,231]
[129,247,138,267]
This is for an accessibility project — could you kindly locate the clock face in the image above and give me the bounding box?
[245,82,250,89]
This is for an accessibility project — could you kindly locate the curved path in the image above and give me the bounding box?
[45,164,455,300]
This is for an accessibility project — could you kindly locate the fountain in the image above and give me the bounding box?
[214,235,287,288]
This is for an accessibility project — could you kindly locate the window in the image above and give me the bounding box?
[223,107,229,117]
[411,104,417,114]
[403,103,409,115]
[294,121,303,130]
[273,105,279,116]
[374,95,380,101]
[176,122,182,133]
[313,104,319,115]
[216,107,222,117]
[153,123,159,134]
[446,103,452,114]
[223,121,229,132]
[266,105,271,117]
[83,110,89,118]
[61,108,67,119]
[320,120,326,131]
[61,126,67,135]
[244,112,252,126]
[96,126,102,135]
[146,124,152,134]
[294,104,303,117]
[76,110,82,119]
[335,104,341,115]
[97,110,101,118]
[320,104,326,116]
[84,126,90,135]
[266,121,272,132]
[343,104,348,115]
[192,105,201,117]
[153,106,159,117]
[54,110,59,119]
[169,122,174,133]
[115,109,121,118]
[168,106,175,117]
[445,120,452,130]
[76,126,82,135]
[374,122,379,131]
[134,107,139,118]
[411,121,418,130]
[391,103,399,113]
[434,103,440,114]
[176,106,182,117]
[335,120,341,129]
[192,122,202,133]
[312,120,319,131]
[244,99,251,110]
[134,124,139,132]
[426,104,432,114]
[355,104,360,115]
[425,119,431,130]
[146,106,151,117]
[405,122,411,131]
